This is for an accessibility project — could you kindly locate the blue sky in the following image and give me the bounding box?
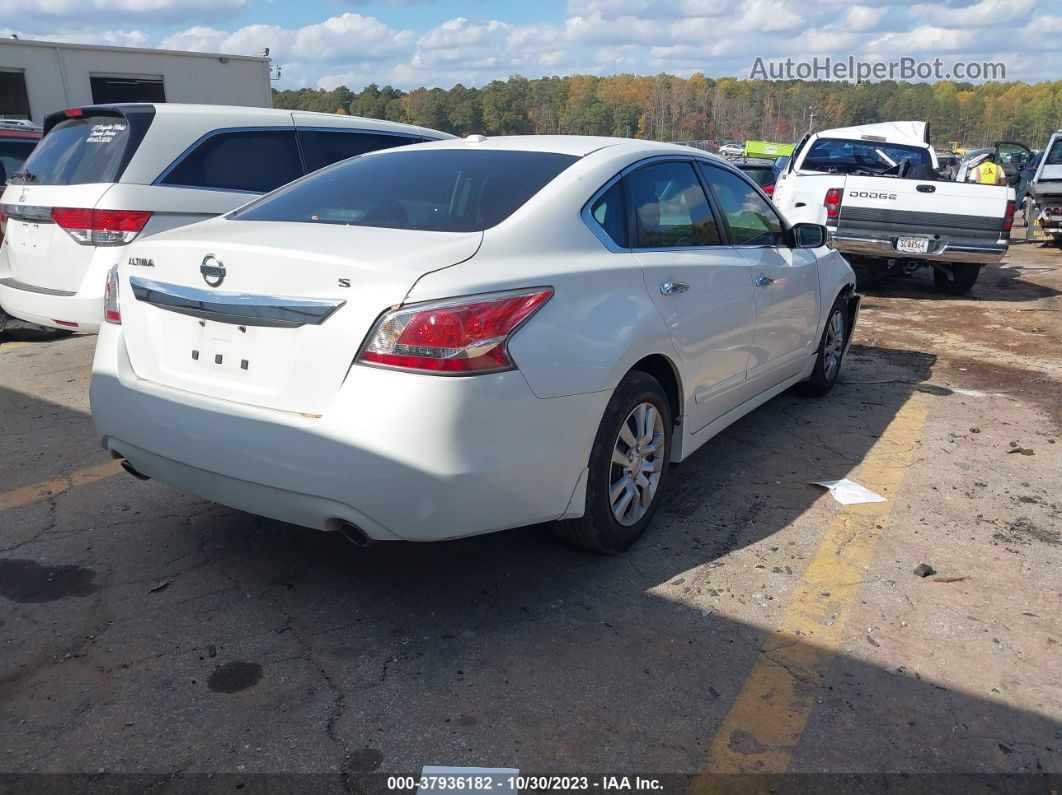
[2,0,1058,90]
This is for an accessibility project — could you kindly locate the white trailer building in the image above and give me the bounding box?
[0,38,273,125]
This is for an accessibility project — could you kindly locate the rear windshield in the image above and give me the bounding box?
[230,149,579,232]
[801,138,932,175]
[16,115,132,185]
[0,140,37,183]
[737,165,774,187]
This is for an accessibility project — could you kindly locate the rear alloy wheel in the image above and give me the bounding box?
[932,263,981,295]
[608,401,666,527]
[796,296,848,397]
[554,371,672,553]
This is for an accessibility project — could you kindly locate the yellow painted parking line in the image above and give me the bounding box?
[691,394,930,788]
[0,341,34,352]
[0,459,124,513]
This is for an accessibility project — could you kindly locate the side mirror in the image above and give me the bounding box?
[792,222,827,248]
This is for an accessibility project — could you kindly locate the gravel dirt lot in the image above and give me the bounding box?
[1,233,1060,791]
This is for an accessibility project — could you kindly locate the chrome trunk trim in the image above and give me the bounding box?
[129,277,344,328]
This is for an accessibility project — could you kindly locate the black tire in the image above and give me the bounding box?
[554,371,673,553]
[932,263,981,295]
[1024,200,1036,242]
[795,294,848,397]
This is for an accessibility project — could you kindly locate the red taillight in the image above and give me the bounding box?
[824,188,843,221]
[104,265,121,325]
[51,208,152,246]
[1002,199,1016,233]
[63,107,84,118]
[762,184,775,196]
[53,320,79,328]
[359,288,553,374]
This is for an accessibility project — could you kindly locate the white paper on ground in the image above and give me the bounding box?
[419,767,519,793]
[812,478,887,505]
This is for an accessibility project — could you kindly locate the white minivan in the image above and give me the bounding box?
[0,103,450,333]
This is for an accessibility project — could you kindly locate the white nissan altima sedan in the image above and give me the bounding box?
[91,135,859,552]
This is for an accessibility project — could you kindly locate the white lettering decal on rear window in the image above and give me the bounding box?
[86,123,127,144]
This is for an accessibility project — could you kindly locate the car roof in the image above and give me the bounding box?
[394,134,729,159]
[59,103,450,139]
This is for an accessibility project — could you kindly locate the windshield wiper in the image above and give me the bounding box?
[10,170,36,184]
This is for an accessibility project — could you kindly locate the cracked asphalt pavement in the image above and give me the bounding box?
[1,234,1060,789]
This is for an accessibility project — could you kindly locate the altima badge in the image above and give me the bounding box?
[200,254,226,288]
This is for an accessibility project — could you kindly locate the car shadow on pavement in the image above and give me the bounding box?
[853,263,1060,303]
[1,344,1060,784]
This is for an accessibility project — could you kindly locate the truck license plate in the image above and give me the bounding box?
[896,236,929,254]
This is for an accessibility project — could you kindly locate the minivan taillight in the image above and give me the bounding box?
[359,288,553,374]
[823,188,843,222]
[104,265,121,325]
[51,208,152,246]
[1003,199,1016,234]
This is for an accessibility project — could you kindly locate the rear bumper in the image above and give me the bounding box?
[0,246,113,333]
[831,234,1008,265]
[0,277,102,333]
[90,324,607,542]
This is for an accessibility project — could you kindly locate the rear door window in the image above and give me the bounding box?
[298,129,420,173]
[17,115,132,185]
[159,129,302,193]
[626,161,721,248]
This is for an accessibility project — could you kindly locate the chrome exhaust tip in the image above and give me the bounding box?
[120,459,151,481]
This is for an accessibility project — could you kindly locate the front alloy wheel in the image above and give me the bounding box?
[821,308,845,383]
[796,295,848,397]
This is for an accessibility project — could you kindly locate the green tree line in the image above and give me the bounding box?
[273,75,1062,150]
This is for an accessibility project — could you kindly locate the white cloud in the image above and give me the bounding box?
[293,13,413,61]
[843,5,889,32]
[0,0,248,24]
[867,25,967,54]
[910,0,1035,27]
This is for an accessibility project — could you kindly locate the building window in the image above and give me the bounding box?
[0,70,31,120]
[90,76,166,104]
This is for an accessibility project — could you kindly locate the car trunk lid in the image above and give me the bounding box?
[118,219,482,415]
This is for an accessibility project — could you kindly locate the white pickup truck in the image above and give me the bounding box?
[773,121,1016,295]
[1026,129,1062,244]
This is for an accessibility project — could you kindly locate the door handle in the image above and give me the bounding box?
[755,275,775,287]
[659,280,689,295]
